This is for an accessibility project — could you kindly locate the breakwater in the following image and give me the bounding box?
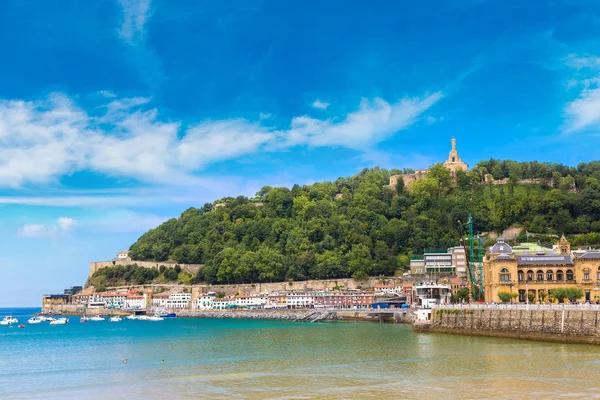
[425,305,600,345]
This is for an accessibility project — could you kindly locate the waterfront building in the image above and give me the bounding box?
[124,294,146,309]
[165,292,192,309]
[151,292,191,309]
[152,293,169,307]
[42,294,69,309]
[212,296,236,310]
[267,291,288,309]
[374,284,395,295]
[483,236,600,303]
[196,292,216,310]
[72,293,89,306]
[235,294,268,309]
[313,291,375,309]
[287,291,315,309]
[414,283,452,308]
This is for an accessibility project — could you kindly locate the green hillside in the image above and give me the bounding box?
[128,160,600,284]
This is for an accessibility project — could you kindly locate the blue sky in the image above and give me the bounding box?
[1,0,600,306]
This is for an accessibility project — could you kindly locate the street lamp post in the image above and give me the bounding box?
[526,281,529,309]
[508,281,515,303]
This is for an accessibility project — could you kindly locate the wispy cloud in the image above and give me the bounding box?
[563,54,600,133]
[286,93,443,149]
[17,217,77,238]
[118,0,152,45]
[312,99,330,110]
[0,91,442,188]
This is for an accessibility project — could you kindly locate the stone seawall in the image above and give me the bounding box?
[428,307,600,345]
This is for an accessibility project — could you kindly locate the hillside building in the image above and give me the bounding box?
[409,245,467,277]
[388,137,468,188]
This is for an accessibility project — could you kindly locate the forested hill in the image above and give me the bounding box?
[128,160,600,284]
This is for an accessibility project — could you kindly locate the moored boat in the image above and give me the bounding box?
[148,315,164,321]
[126,314,138,320]
[89,315,105,322]
[109,316,122,322]
[49,317,69,325]
[27,317,42,324]
[18,324,26,329]
[80,316,89,323]
[0,316,18,325]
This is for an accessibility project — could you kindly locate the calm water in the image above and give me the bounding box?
[2,307,600,399]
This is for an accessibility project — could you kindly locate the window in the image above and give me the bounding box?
[527,270,534,281]
[556,270,564,281]
[598,267,600,280]
[546,270,554,281]
[566,270,574,281]
[584,268,590,281]
[499,268,510,282]
[518,271,524,282]
[536,270,544,281]
[518,290,525,302]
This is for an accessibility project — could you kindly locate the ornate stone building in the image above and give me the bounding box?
[483,236,600,303]
[388,137,468,188]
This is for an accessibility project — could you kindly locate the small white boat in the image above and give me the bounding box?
[126,314,138,320]
[89,316,105,322]
[45,317,55,322]
[109,316,122,322]
[80,317,89,323]
[148,315,164,321]
[137,315,150,321]
[0,316,18,325]
[49,317,69,325]
[27,317,43,324]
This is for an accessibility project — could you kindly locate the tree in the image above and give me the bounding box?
[452,288,470,303]
[347,244,373,280]
[498,292,512,303]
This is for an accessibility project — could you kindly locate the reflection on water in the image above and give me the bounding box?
[1,314,600,399]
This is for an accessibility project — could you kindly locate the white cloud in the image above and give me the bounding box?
[98,90,117,98]
[17,217,78,238]
[57,217,78,232]
[565,54,600,70]
[286,93,443,149]
[312,99,330,110]
[564,87,600,132]
[563,54,600,133]
[0,91,442,187]
[118,0,152,45]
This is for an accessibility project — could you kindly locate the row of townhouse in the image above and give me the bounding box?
[373,283,414,302]
[72,291,147,309]
[194,290,386,310]
[152,292,192,309]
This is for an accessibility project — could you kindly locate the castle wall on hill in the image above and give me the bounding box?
[195,277,384,296]
[89,260,203,277]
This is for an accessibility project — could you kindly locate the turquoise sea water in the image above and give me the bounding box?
[2,307,600,399]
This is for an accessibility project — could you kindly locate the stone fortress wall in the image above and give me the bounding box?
[89,259,203,277]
